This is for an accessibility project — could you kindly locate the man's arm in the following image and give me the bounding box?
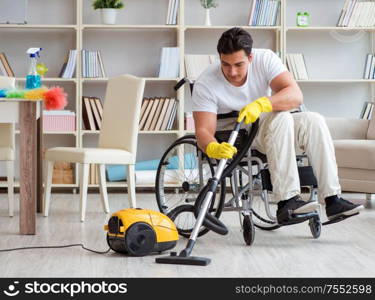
[268,71,303,111]
[193,111,217,152]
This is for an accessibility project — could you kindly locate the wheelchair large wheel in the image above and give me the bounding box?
[155,138,224,236]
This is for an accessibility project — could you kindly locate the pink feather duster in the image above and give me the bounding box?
[43,87,68,110]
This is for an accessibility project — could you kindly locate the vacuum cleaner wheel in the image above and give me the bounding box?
[125,222,157,256]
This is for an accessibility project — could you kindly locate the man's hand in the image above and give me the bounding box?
[206,141,237,159]
[237,97,273,124]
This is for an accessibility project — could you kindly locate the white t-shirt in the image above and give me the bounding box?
[192,48,287,115]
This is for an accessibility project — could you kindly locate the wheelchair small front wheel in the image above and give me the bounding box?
[309,216,321,239]
[242,215,255,246]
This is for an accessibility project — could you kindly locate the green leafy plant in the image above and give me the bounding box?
[92,0,124,9]
[200,0,218,9]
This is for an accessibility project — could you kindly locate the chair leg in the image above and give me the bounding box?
[365,194,372,209]
[127,164,136,208]
[80,163,89,222]
[43,161,54,217]
[98,164,109,213]
[6,161,14,217]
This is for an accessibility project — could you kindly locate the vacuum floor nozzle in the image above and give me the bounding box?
[155,252,211,266]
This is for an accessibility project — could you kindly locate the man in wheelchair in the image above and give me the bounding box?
[192,27,363,225]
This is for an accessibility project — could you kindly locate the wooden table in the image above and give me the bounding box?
[0,98,43,235]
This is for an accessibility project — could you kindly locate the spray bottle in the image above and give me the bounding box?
[26,47,42,89]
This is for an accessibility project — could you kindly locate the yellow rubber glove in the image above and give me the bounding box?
[237,97,273,125]
[206,142,237,160]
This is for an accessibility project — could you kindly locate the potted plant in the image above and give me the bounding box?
[200,0,218,26]
[92,0,124,25]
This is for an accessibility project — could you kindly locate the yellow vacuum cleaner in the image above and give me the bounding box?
[104,208,178,256]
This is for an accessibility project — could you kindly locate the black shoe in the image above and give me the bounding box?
[325,197,364,220]
[277,195,319,224]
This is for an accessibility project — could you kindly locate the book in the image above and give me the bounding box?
[166,100,178,130]
[363,54,373,79]
[62,50,77,78]
[94,97,104,120]
[97,51,106,78]
[82,96,96,130]
[143,98,160,131]
[361,102,374,119]
[155,98,170,131]
[158,47,180,78]
[149,98,165,131]
[0,52,15,76]
[160,98,176,130]
[139,98,154,130]
[89,97,101,130]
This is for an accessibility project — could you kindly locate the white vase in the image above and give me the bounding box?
[101,9,117,25]
[204,9,211,26]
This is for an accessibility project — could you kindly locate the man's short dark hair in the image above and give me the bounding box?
[217,27,253,56]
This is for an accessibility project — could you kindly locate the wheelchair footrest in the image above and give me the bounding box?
[278,211,319,226]
[322,212,359,225]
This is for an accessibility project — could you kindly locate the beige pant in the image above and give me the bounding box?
[217,111,342,203]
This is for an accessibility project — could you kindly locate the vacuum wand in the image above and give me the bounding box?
[155,121,242,266]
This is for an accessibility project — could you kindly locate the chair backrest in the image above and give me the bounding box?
[0,76,15,150]
[98,75,145,156]
[367,105,375,140]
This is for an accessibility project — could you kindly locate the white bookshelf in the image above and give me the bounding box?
[1,0,374,189]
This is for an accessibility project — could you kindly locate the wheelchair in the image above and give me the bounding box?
[155,78,322,247]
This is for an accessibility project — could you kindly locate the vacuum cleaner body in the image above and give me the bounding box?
[104,208,178,256]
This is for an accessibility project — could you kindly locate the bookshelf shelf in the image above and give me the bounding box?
[82,24,178,30]
[286,26,375,32]
[0,182,78,188]
[16,130,77,135]
[0,25,78,29]
[81,130,179,135]
[15,77,77,82]
[185,26,281,31]
[82,77,179,82]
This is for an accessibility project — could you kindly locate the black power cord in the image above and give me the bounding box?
[0,244,111,254]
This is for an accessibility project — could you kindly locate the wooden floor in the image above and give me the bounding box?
[0,192,374,277]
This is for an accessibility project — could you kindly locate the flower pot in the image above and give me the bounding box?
[101,9,117,25]
[204,9,211,26]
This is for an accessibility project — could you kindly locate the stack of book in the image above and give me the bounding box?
[184,54,219,80]
[363,54,375,79]
[81,50,106,78]
[248,0,281,26]
[360,101,374,119]
[158,47,179,78]
[337,0,375,27]
[89,164,99,185]
[82,96,104,131]
[139,97,177,131]
[285,53,309,80]
[59,50,77,78]
[0,52,14,77]
[166,0,179,25]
